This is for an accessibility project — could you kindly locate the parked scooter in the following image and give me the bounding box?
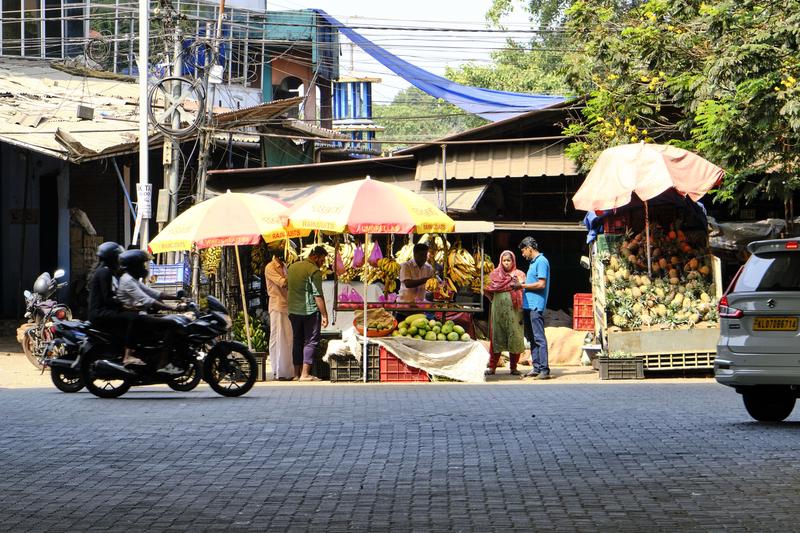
[79,295,255,398]
[18,269,71,369]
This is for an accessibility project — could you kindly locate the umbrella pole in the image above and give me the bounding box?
[645,201,652,278]
[363,233,369,383]
[234,244,253,350]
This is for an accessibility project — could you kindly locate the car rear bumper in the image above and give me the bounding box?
[715,349,800,387]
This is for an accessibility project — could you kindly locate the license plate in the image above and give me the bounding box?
[753,317,798,331]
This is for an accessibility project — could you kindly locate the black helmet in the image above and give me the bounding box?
[119,249,152,280]
[96,242,124,267]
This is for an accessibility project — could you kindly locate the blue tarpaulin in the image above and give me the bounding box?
[314,9,566,122]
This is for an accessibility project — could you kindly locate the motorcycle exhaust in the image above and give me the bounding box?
[94,359,137,379]
[48,358,78,370]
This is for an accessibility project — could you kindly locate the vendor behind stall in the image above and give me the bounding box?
[398,243,435,303]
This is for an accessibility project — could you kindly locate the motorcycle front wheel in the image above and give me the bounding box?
[22,333,42,370]
[81,353,131,399]
[167,359,202,392]
[203,345,257,397]
[51,368,84,393]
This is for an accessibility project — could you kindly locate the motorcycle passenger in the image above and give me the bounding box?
[87,242,139,343]
[116,249,186,374]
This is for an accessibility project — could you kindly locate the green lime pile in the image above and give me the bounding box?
[392,313,471,342]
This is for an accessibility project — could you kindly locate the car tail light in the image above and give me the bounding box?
[718,295,743,319]
[786,241,799,250]
[55,309,67,320]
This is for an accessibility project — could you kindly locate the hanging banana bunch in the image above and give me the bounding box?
[395,241,415,264]
[200,247,222,278]
[376,256,401,293]
[250,241,269,274]
[284,240,299,265]
[446,241,478,288]
[336,241,360,283]
[470,249,494,294]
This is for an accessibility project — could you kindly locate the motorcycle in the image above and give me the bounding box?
[18,269,71,369]
[43,319,87,393]
[78,295,256,399]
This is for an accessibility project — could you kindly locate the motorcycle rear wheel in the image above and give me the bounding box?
[167,360,202,392]
[203,345,256,397]
[81,353,131,399]
[51,368,84,393]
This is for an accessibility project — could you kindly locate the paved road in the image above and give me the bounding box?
[2,382,799,532]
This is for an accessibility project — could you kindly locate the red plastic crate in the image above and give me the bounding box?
[573,293,594,331]
[379,347,429,382]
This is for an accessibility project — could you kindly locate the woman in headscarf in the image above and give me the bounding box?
[485,250,526,375]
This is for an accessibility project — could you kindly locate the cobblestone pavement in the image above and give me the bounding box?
[2,381,799,532]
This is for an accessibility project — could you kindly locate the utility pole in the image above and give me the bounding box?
[137,0,151,251]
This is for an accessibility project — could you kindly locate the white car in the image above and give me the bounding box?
[715,238,800,422]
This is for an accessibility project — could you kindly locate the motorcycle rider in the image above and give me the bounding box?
[87,242,138,345]
[116,249,186,374]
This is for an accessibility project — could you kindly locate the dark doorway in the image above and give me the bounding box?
[39,171,59,273]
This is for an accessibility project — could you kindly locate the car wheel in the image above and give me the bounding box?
[742,389,796,422]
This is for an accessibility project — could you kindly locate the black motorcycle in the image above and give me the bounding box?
[18,269,71,369]
[78,295,256,399]
[43,319,88,393]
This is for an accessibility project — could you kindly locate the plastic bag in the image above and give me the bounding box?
[349,287,363,303]
[334,250,346,275]
[367,241,383,267]
[352,245,365,269]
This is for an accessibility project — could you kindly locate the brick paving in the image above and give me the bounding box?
[1,382,799,531]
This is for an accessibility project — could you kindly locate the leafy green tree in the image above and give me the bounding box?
[373,87,487,152]
[562,0,800,213]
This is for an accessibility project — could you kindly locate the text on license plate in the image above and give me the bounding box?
[753,317,798,331]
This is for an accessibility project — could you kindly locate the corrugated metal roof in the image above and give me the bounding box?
[215,97,304,127]
[0,57,162,161]
[415,140,577,180]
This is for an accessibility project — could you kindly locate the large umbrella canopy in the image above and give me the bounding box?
[283,177,455,234]
[149,191,307,254]
[572,143,724,212]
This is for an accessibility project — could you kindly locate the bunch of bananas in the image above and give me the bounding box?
[426,277,456,301]
[285,244,298,265]
[250,241,268,273]
[447,245,478,288]
[376,257,400,293]
[336,241,359,283]
[470,250,494,294]
[419,233,448,264]
[395,241,415,264]
[200,247,222,278]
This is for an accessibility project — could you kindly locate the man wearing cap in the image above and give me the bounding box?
[518,236,551,380]
[287,245,329,381]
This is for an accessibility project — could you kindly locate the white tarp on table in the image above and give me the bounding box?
[325,328,490,383]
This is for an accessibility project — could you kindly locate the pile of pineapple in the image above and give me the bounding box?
[601,225,719,331]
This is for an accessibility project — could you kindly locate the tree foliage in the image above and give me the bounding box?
[562,0,800,207]
[373,87,487,152]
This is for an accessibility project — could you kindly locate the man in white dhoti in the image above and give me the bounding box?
[265,252,294,380]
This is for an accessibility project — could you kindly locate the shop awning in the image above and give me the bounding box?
[493,221,585,232]
[213,176,490,215]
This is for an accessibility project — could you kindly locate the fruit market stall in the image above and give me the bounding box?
[282,177,492,382]
[572,143,726,372]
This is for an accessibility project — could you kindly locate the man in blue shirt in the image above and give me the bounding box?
[518,237,551,379]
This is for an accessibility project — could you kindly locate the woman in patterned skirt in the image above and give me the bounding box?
[485,250,526,376]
